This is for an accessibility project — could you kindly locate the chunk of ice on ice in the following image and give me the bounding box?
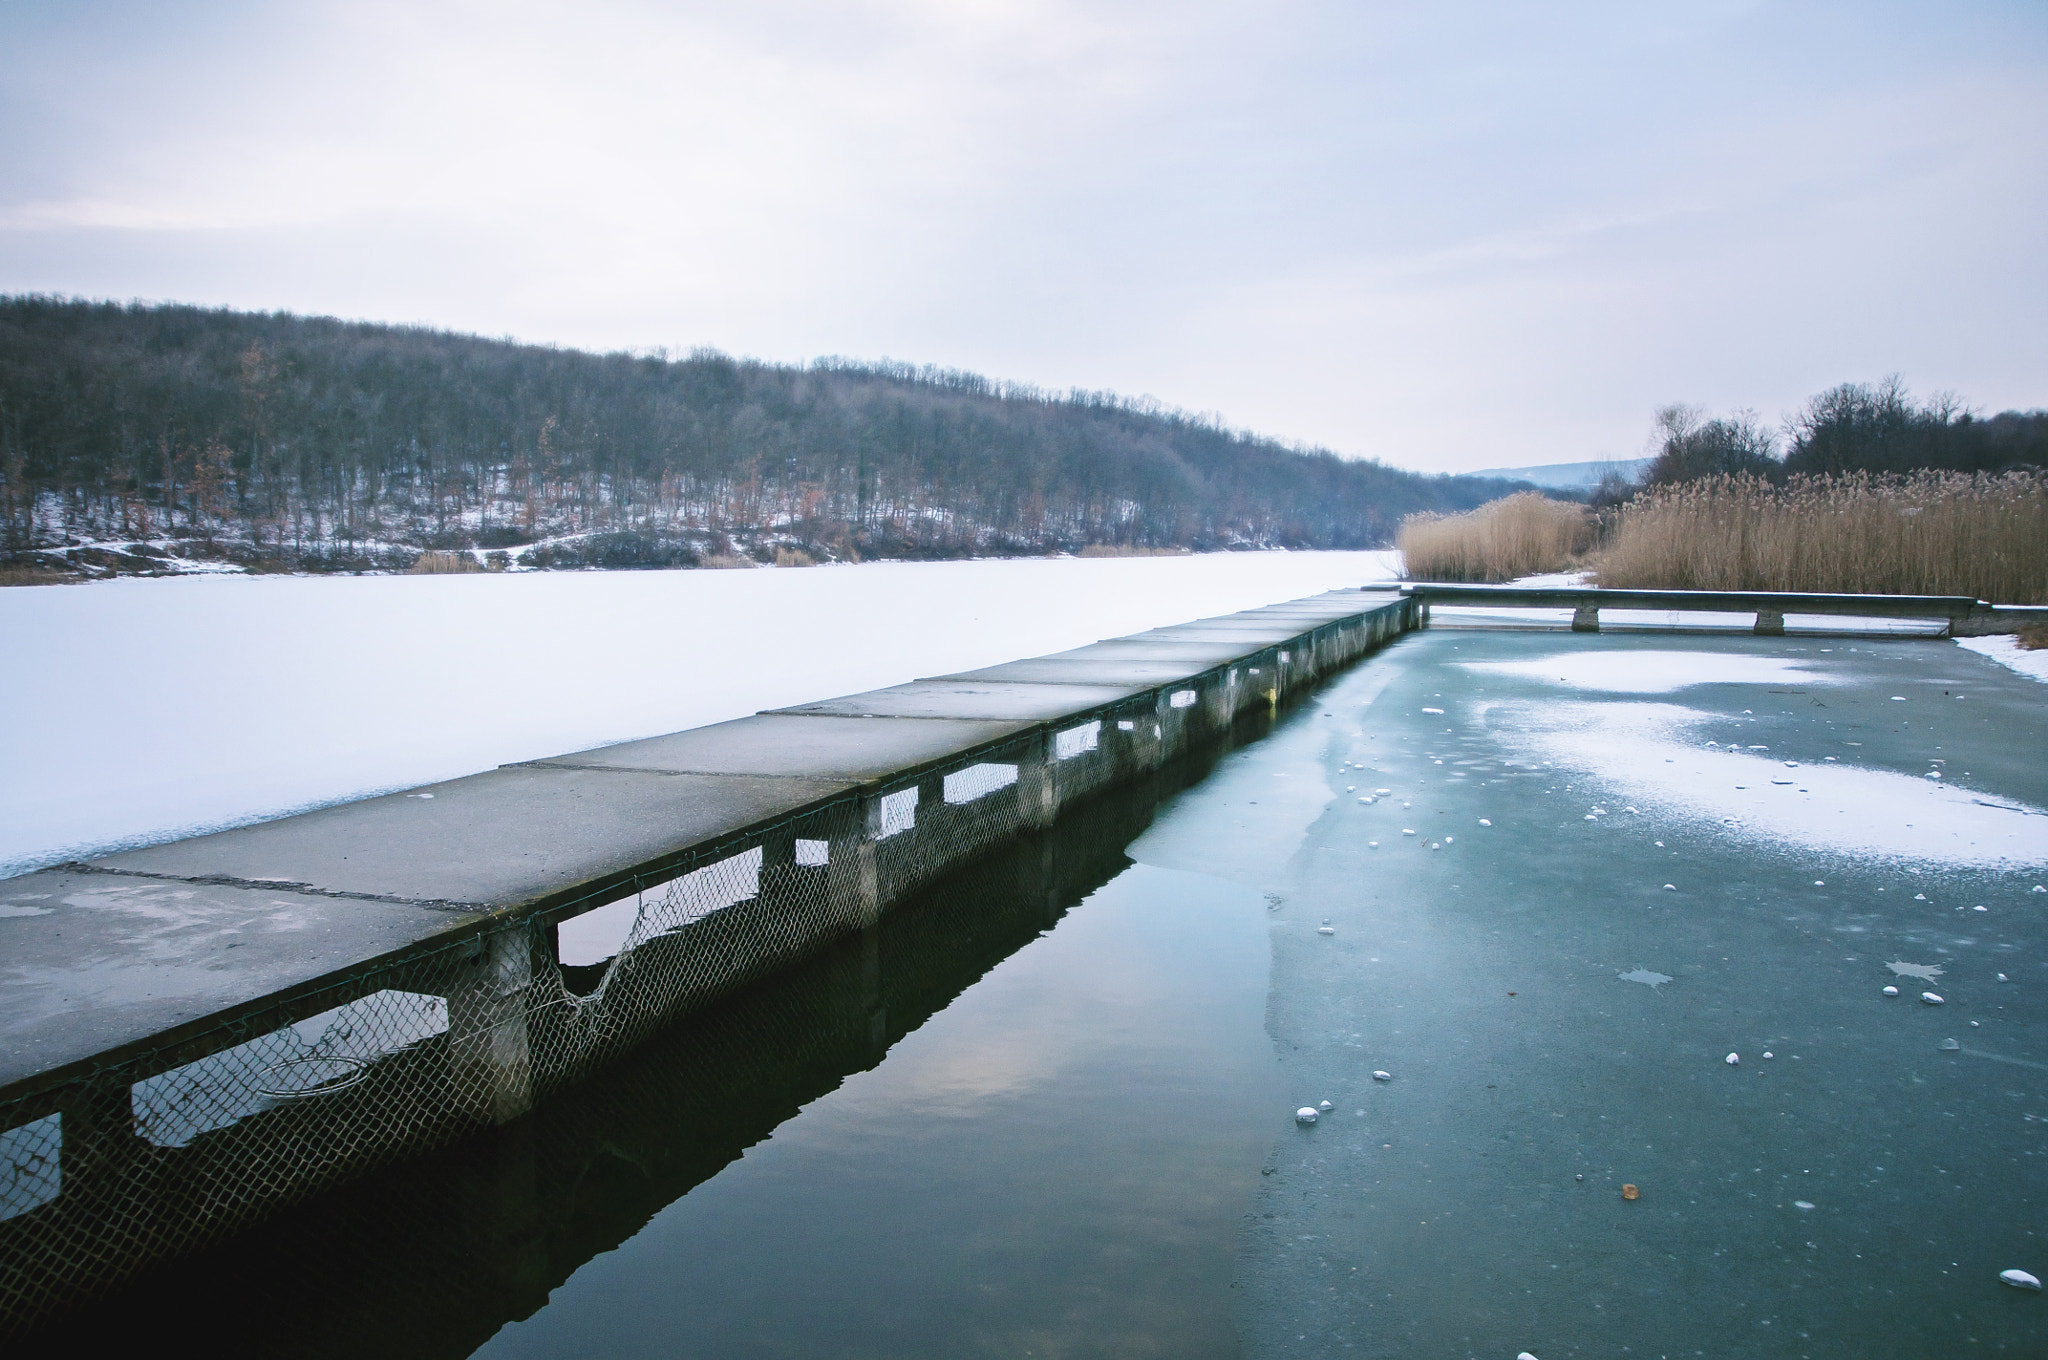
[1319,1100,1333,1111]
[1663,884,1677,891]
[1318,925,1336,935]
[1921,992,1944,1005]
[1940,1038,1960,1050]
[2000,1269,2042,1290]
[1372,1070,1391,1081]
[1422,707,1444,714]
[1882,986,1899,996]
[1402,829,1416,836]
[1794,1200,1814,1209]
[1726,1053,1740,1065]
[1974,905,1988,912]
[1295,1107,1318,1124]
[1479,818,1492,826]
[1368,841,1379,848]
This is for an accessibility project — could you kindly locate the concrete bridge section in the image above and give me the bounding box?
[0,586,1417,1331]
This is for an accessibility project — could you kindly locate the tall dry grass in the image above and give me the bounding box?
[408,550,485,574]
[1077,544,1189,558]
[1398,492,1593,583]
[1593,471,2048,604]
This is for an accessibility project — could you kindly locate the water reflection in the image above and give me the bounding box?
[33,714,1282,1358]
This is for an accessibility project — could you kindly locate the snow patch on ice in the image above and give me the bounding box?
[1488,700,2048,867]
[1957,635,2048,685]
[1456,650,1849,695]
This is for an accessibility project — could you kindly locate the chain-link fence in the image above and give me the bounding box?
[0,600,1410,1335]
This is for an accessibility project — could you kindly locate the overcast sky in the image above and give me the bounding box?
[2,1,2042,473]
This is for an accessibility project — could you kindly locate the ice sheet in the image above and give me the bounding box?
[0,551,1396,877]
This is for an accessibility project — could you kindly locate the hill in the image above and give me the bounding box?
[0,297,1535,576]
[1462,458,1648,491]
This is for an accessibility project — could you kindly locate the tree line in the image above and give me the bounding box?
[1632,376,2046,492]
[0,297,1535,573]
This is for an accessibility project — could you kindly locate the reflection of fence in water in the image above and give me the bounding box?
[24,736,1224,1359]
[0,604,1403,1335]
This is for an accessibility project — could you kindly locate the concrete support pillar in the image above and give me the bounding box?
[759,824,796,873]
[1754,609,1785,636]
[1572,604,1601,633]
[57,1080,153,1230]
[916,772,947,829]
[1108,715,1158,776]
[1016,732,1057,830]
[448,927,535,1125]
[827,795,883,931]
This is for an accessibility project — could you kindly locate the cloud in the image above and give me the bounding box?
[2,0,2042,471]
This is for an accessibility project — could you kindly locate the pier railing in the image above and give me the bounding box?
[1392,582,2047,637]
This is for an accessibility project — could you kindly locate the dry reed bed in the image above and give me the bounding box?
[1397,492,1592,583]
[1594,472,2048,605]
[408,550,485,574]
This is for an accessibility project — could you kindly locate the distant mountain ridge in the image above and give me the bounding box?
[1462,458,1650,490]
[0,297,1539,576]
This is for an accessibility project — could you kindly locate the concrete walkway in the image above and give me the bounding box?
[0,590,1410,1112]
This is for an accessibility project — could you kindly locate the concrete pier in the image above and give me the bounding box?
[0,585,1415,1330]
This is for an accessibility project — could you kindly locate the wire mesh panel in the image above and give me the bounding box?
[0,596,1415,1335]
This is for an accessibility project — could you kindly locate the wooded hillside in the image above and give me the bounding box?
[0,297,1530,574]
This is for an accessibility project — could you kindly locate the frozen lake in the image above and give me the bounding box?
[44,627,2048,1358]
[0,551,1395,878]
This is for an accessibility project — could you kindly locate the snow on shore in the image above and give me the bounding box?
[0,552,1398,878]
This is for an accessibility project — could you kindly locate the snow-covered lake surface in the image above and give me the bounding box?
[0,551,1397,878]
